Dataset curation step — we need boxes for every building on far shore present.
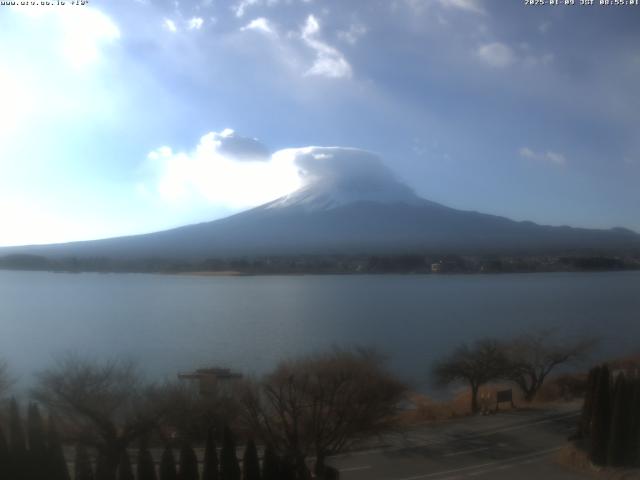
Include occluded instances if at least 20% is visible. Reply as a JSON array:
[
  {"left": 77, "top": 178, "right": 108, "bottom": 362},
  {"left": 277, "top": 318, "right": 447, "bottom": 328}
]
[{"left": 431, "top": 258, "right": 466, "bottom": 273}]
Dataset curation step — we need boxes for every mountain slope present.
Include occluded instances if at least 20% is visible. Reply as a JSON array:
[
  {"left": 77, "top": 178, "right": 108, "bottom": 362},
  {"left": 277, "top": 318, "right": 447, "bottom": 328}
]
[{"left": 3, "top": 178, "right": 639, "bottom": 260}]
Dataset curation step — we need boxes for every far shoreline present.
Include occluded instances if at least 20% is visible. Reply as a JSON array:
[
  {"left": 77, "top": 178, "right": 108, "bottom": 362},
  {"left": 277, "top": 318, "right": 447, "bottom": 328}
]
[
  {"left": 172, "top": 270, "right": 249, "bottom": 277},
  {"left": 2, "top": 251, "right": 639, "bottom": 277},
  {"left": 2, "top": 266, "right": 640, "bottom": 277}
]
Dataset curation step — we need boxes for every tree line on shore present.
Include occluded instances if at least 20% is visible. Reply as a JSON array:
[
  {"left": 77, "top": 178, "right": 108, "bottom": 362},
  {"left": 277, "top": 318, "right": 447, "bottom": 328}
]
[
  {"left": 0, "top": 330, "right": 624, "bottom": 479},
  {"left": 0, "top": 348, "right": 405, "bottom": 480},
  {"left": 1, "top": 252, "right": 638, "bottom": 275}
]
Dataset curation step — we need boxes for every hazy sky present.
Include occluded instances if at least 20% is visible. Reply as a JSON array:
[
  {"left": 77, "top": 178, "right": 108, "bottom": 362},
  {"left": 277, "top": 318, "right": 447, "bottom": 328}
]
[{"left": 1, "top": 0, "right": 639, "bottom": 246}]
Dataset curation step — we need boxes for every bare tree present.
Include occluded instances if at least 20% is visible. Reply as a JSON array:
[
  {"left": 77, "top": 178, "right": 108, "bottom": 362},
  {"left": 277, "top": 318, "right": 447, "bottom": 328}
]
[
  {"left": 149, "top": 379, "right": 243, "bottom": 443},
  {"left": 432, "top": 339, "right": 509, "bottom": 414},
  {"left": 0, "top": 360, "right": 11, "bottom": 398},
  {"left": 242, "top": 348, "right": 407, "bottom": 479},
  {"left": 503, "top": 330, "right": 595, "bottom": 401},
  {"left": 32, "top": 355, "right": 164, "bottom": 480}
]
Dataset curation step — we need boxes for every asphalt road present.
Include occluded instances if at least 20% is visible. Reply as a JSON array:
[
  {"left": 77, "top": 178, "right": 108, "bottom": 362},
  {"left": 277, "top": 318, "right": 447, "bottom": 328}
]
[{"left": 328, "top": 405, "right": 588, "bottom": 480}]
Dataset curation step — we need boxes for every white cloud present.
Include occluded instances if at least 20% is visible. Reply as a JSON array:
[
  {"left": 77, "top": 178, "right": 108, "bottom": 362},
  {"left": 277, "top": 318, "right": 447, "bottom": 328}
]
[
  {"left": 519, "top": 147, "right": 535, "bottom": 158},
  {"left": 241, "top": 17, "right": 276, "bottom": 35},
  {"left": 61, "top": 9, "right": 120, "bottom": 68},
  {"left": 0, "top": 197, "right": 108, "bottom": 247},
  {"left": 523, "top": 52, "right": 554, "bottom": 69},
  {"left": 0, "top": 6, "right": 120, "bottom": 140},
  {"left": 233, "top": 0, "right": 260, "bottom": 18},
  {"left": 438, "top": 0, "right": 485, "bottom": 14},
  {"left": 141, "top": 132, "right": 413, "bottom": 210},
  {"left": 286, "top": 147, "right": 399, "bottom": 187},
  {"left": 164, "top": 18, "right": 178, "bottom": 32},
  {"left": 477, "top": 42, "right": 553, "bottom": 70},
  {"left": 142, "top": 130, "right": 301, "bottom": 208},
  {"left": 215, "top": 128, "right": 271, "bottom": 161},
  {"left": 301, "top": 15, "right": 352, "bottom": 79},
  {"left": 232, "top": 0, "right": 281, "bottom": 17},
  {"left": 0, "top": 69, "right": 36, "bottom": 135},
  {"left": 337, "top": 23, "right": 367, "bottom": 45},
  {"left": 477, "top": 42, "right": 514, "bottom": 68},
  {"left": 404, "top": 0, "right": 485, "bottom": 15},
  {"left": 188, "top": 17, "right": 204, "bottom": 30},
  {"left": 12, "top": 6, "right": 120, "bottom": 68},
  {"left": 519, "top": 147, "right": 567, "bottom": 166},
  {"left": 539, "top": 21, "right": 551, "bottom": 33}
]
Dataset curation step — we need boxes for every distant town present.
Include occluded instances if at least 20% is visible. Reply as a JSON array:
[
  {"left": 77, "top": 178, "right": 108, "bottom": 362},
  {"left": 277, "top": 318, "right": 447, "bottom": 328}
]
[{"left": 1, "top": 252, "right": 639, "bottom": 275}]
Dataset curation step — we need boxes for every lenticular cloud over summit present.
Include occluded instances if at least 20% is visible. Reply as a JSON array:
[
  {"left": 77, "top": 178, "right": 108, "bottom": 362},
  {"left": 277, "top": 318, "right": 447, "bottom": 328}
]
[
  {"left": 143, "top": 130, "right": 414, "bottom": 211},
  {"left": 285, "top": 147, "right": 397, "bottom": 186},
  {"left": 271, "top": 147, "right": 421, "bottom": 210}
]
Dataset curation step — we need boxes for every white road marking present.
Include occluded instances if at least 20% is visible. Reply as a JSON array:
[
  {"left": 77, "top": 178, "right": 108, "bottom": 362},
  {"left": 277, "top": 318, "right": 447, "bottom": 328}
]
[
  {"left": 392, "top": 446, "right": 563, "bottom": 480},
  {"left": 333, "top": 411, "right": 579, "bottom": 459},
  {"left": 336, "top": 447, "right": 387, "bottom": 458},
  {"left": 468, "top": 470, "right": 492, "bottom": 476},
  {"left": 395, "top": 461, "right": 499, "bottom": 480},
  {"left": 466, "top": 463, "right": 514, "bottom": 477},
  {"left": 339, "top": 465, "right": 372, "bottom": 472},
  {"left": 456, "top": 412, "right": 579, "bottom": 440},
  {"left": 443, "top": 446, "right": 490, "bottom": 457}
]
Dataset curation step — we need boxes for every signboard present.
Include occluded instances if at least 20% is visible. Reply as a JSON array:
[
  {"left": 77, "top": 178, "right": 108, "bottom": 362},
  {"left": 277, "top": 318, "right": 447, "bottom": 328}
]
[
  {"left": 495, "top": 388, "right": 516, "bottom": 410},
  {"left": 496, "top": 389, "right": 512, "bottom": 403}
]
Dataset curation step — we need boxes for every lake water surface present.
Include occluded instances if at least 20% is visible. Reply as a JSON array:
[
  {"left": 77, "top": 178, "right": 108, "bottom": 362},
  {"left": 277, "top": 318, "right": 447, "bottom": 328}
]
[{"left": 1, "top": 270, "right": 639, "bottom": 389}]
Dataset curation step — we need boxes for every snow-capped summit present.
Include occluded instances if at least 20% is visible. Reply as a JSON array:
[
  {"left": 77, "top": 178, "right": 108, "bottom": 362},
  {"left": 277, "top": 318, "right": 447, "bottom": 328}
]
[
  {"left": 264, "top": 175, "right": 428, "bottom": 211},
  {"left": 263, "top": 146, "right": 438, "bottom": 211}
]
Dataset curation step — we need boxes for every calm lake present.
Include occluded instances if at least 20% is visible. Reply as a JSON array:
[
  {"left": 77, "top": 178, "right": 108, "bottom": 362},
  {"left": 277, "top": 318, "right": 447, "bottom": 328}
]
[{"left": 1, "top": 270, "right": 639, "bottom": 390}]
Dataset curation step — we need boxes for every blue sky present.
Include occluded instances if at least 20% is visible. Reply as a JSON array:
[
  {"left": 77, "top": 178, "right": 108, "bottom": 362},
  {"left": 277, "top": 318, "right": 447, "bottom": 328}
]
[{"left": 0, "top": 0, "right": 638, "bottom": 246}]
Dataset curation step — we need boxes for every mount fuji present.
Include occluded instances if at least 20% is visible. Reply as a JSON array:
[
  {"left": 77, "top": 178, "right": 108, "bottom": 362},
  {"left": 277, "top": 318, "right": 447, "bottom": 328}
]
[{"left": 2, "top": 162, "right": 639, "bottom": 261}]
